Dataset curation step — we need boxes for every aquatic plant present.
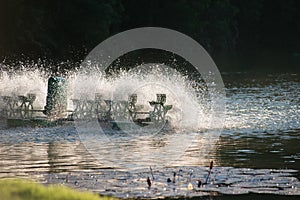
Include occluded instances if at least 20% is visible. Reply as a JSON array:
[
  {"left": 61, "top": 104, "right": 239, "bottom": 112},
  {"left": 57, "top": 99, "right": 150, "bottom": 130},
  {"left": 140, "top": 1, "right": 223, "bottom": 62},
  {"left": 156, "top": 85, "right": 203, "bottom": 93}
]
[
  {"left": 205, "top": 160, "right": 214, "bottom": 184},
  {"left": 147, "top": 177, "right": 151, "bottom": 188}
]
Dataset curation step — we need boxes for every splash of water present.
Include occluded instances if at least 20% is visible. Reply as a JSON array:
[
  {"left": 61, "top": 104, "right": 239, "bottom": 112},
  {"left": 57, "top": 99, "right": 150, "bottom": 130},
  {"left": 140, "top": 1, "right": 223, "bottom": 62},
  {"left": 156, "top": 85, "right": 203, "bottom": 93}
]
[
  {"left": 0, "top": 66, "right": 48, "bottom": 109},
  {"left": 72, "top": 63, "right": 216, "bottom": 131},
  {"left": 0, "top": 62, "right": 219, "bottom": 132}
]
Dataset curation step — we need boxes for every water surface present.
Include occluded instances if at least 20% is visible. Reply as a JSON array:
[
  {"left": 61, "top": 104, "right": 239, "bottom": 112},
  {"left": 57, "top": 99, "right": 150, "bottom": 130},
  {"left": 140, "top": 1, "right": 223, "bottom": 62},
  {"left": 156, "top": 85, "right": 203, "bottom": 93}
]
[{"left": 0, "top": 73, "right": 299, "bottom": 198}]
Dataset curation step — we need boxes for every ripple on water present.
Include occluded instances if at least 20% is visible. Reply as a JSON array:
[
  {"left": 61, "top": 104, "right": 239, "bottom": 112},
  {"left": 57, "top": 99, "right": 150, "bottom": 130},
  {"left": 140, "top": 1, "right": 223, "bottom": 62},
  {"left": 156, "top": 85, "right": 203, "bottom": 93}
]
[{"left": 1, "top": 74, "right": 300, "bottom": 198}]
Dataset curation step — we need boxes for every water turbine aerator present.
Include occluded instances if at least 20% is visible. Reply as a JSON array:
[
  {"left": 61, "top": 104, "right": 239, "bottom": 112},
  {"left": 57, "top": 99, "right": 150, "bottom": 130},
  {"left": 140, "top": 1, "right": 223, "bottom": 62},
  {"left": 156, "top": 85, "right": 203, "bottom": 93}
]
[{"left": 1, "top": 76, "right": 173, "bottom": 129}]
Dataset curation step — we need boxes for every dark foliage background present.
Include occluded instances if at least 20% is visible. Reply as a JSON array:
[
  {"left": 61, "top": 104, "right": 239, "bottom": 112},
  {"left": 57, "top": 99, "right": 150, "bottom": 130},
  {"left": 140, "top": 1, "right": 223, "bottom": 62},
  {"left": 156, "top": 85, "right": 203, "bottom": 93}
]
[{"left": 0, "top": 0, "right": 299, "bottom": 72}]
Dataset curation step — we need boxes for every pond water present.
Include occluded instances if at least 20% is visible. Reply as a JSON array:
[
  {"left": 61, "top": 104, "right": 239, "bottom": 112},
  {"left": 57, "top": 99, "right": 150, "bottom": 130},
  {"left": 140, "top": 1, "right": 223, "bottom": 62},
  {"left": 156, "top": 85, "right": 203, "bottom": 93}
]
[{"left": 0, "top": 73, "right": 299, "bottom": 199}]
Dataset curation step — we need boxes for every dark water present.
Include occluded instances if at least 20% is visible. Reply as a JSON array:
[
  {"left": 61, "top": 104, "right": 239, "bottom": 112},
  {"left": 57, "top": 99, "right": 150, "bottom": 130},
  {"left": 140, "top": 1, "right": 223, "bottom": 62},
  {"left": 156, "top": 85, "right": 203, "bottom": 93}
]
[{"left": 0, "top": 73, "right": 299, "bottom": 198}]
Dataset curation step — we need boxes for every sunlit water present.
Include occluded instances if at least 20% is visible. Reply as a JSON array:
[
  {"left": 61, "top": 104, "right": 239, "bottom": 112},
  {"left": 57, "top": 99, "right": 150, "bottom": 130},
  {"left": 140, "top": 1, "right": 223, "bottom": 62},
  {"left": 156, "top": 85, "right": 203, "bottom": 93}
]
[{"left": 0, "top": 70, "right": 299, "bottom": 198}]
